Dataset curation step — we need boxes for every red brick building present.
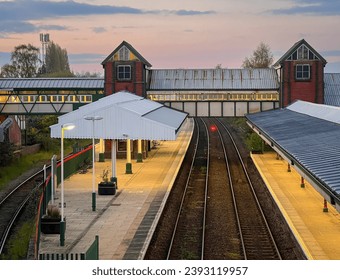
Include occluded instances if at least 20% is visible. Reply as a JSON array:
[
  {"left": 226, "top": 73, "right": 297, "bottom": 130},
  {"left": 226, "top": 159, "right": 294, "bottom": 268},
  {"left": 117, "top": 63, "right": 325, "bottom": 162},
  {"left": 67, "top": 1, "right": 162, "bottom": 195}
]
[
  {"left": 101, "top": 41, "right": 152, "bottom": 97},
  {"left": 274, "top": 39, "right": 327, "bottom": 108}
]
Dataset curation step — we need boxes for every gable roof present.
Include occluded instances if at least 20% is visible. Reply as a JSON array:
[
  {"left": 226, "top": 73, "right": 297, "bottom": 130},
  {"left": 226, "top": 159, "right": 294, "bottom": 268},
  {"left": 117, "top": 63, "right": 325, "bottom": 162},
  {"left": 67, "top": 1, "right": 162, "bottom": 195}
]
[
  {"left": 50, "top": 91, "right": 187, "bottom": 140},
  {"left": 101, "top": 41, "right": 152, "bottom": 67},
  {"left": 324, "top": 73, "right": 340, "bottom": 107},
  {"left": 149, "top": 68, "right": 279, "bottom": 90},
  {"left": 274, "top": 39, "right": 327, "bottom": 67},
  {"left": 246, "top": 100, "right": 340, "bottom": 204},
  {"left": 0, "top": 77, "right": 104, "bottom": 90}
]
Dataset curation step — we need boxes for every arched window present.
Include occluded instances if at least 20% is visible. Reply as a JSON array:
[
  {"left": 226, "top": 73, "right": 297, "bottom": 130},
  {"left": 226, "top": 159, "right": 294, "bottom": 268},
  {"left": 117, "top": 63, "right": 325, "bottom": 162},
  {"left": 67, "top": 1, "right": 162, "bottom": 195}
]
[{"left": 119, "top": 46, "right": 130, "bottom": 61}]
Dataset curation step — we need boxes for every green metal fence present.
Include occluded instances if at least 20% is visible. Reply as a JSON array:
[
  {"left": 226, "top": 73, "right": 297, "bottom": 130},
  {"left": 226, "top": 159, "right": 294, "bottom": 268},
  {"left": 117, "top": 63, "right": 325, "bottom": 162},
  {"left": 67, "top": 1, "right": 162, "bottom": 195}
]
[
  {"left": 35, "top": 145, "right": 93, "bottom": 259},
  {"left": 39, "top": 235, "right": 99, "bottom": 260}
]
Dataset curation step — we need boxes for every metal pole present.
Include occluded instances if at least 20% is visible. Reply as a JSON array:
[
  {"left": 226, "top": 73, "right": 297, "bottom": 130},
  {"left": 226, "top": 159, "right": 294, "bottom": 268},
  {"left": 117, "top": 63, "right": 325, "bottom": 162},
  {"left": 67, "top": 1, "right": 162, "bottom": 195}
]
[
  {"left": 59, "top": 123, "right": 74, "bottom": 247},
  {"left": 43, "top": 164, "right": 46, "bottom": 182},
  {"left": 126, "top": 138, "right": 132, "bottom": 174},
  {"left": 60, "top": 127, "right": 65, "bottom": 246},
  {"left": 137, "top": 139, "right": 143, "bottom": 162},
  {"left": 84, "top": 116, "right": 102, "bottom": 211},
  {"left": 111, "top": 139, "right": 117, "bottom": 186},
  {"left": 92, "top": 119, "right": 96, "bottom": 211},
  {"left": 51, "top": 157, "right": 54, "bottom": 204}
]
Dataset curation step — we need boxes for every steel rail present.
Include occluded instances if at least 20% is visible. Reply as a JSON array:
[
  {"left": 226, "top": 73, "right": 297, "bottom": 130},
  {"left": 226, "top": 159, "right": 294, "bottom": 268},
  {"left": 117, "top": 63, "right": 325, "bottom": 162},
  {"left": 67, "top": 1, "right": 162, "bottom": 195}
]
[
  {"left": 216, "top": 118, "right": 282, "bottom": 260},
  {"left": 0, "top": 168, "right": 47, "bottom": 255},
  {"left": 211, "top": 118, "right": 247, "bottom": 259},
  {"left": 200, "top": 117, "right": 210, "bottom": 260},
  {"left": 166, "top": 118, "right": 200, "bottom": 259}
]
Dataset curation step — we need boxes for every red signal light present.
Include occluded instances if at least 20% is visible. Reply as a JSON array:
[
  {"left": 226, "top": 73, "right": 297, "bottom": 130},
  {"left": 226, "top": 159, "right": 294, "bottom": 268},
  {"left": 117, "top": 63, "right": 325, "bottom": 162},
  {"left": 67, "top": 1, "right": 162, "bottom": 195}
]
[{"left": 210, "top": 124, "right": 217, "bottom": 132}]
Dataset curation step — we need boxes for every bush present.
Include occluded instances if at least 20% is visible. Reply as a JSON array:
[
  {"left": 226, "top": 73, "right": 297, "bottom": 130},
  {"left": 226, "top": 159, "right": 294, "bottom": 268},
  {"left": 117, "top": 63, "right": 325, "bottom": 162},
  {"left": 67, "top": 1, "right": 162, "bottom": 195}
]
[
  {"left": 245, "top": 132, "right": 263, "bottom": 152},
  {"left": 0, "top": 141, "right": 14, "bottom": 167}
]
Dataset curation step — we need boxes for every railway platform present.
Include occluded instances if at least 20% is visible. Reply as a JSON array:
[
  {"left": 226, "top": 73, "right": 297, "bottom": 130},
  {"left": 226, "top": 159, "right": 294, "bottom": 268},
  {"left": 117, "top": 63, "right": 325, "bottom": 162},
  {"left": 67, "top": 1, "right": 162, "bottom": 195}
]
[
  {"left": 38, "top": 117, "right": 194, "bottom": 260},
  {"left": 37, "top": 118, "right": 340, "bottom": 260},
  {"left": 251, "top": 152, "right": 340, "bottom": 260}
]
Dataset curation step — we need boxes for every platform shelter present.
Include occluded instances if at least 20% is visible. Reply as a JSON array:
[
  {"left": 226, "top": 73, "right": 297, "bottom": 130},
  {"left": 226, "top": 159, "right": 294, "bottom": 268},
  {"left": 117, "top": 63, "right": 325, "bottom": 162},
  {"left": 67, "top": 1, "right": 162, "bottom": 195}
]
[{"left": 50, "top": 91, "right": 188, "bottom": 183}]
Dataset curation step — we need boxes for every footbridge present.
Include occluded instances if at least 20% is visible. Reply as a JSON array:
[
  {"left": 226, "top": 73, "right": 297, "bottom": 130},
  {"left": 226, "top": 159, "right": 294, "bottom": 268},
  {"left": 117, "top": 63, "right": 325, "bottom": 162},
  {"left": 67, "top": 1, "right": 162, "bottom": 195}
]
[{"left": 0, "top": 77, "right": 104, "bottom": 115}]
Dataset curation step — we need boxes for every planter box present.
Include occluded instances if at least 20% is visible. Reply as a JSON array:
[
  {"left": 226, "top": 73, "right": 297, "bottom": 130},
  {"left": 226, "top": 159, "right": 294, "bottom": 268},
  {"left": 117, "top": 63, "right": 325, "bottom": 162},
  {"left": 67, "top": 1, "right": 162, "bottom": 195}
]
[
  {"left": 98, "top": 182, "right": 116, "bottom": 195},
  {"left": 41, "top": 216, "right": 61, "bottom": 234}
]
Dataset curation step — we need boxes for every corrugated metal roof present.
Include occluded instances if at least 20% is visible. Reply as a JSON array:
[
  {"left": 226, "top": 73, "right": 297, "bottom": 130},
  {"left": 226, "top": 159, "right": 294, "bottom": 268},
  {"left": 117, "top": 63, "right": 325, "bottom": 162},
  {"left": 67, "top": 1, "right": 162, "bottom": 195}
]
[
  {"left": 149, "top": 68, "right": 279, "bottom": 90},
  {"left": 0, "top": 78, "right": 104, "bottom": 90},
  {"left": 50, "top": 91, "right": 187, "bottom": 140},
  {"left": 288, "top": 99, "right": 340, "bottom": 123},
  {"left": 324, "top": 73, "right": 340, "bottom": 107},
  {"left": 144, "top": 106, "right": 187, "bottom": 133},
  {"left": 246, "top": 100, "right": 340, "bottom": 200},
  {"left": 119, "top": 98, "right": 162, "bottom": 116}
]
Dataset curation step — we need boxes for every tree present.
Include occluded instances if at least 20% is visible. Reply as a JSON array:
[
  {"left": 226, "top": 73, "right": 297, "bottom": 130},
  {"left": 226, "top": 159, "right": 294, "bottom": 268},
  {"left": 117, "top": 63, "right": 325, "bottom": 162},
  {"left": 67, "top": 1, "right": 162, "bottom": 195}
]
[
  {"left": 44, "top": 41, "right": 72, "bottom": 76},
  {"left": 1, "top": 44, "right": 40, "bottom": 77},
  {"left": 242, "top": 42, "right": 274, "bottom": 68},
  {"left": 0, "top": 127, "right": 13, "bottom": 166},
  {"left": 0, "top": 64, "right": 17, "bottom": 78},
  {"left": 26, "top": 115, "right": 59, "bottom": 150},
  {"left": 75, "top": 71, "right": 102, "bottom": 77}
]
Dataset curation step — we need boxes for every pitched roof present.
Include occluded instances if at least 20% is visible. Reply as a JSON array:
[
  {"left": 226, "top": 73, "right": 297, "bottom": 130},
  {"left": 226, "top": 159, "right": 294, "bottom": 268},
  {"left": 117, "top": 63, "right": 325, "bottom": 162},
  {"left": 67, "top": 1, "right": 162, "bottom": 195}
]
[
  {"left": 274, "top": 39, "right": 327, "bottom": 67},
  {"left": 0, "top": 77, "right": 104, "bottom": 90},
  {"left": 101, "top": 41, "right": 152, "bottom": 67},
  {"left": 246, "top": 100, "right": 340, "bottom": 204},
  {"left": 324, "top": 73, "right": 340, "bottom": 107},
  {"left": 149, "top": 68, "right": 279, "bottom": 90},
  {"left": 50, "top": 91, "right": 187, "bottom": 140}
]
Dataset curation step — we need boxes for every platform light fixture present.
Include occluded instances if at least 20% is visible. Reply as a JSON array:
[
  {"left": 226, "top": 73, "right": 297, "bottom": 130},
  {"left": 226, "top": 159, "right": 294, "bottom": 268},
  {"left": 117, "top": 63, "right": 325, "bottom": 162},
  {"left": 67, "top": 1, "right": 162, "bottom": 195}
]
[
  {"left": 84, "top": 116, "right": 103, "bottom": 211},
  {"left": 60, "top": 123, "right": 75, "bottom": 246}
]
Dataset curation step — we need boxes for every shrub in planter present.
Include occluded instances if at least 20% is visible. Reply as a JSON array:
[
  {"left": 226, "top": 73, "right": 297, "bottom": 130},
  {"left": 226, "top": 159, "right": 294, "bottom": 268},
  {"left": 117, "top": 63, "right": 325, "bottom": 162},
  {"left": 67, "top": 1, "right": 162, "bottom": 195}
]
[
  {"left": 98, "top": 169, "right": 116, "bottom": 195},
  {"left": 41, "top": 204, "right": 62, "bottom": 234}
]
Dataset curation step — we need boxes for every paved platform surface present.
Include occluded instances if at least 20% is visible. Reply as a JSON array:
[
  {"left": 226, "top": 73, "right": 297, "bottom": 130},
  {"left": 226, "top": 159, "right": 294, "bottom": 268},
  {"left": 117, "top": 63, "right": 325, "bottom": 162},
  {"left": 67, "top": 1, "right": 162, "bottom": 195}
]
[
  {"left": 39, "top": 119, "right": 340, "bottom": 260},
  {"left": 39, "top": 118, "right": 193, "bottom": 260},
  {"left": 252, "top": 152, "right": 340, "bottom": 260}
]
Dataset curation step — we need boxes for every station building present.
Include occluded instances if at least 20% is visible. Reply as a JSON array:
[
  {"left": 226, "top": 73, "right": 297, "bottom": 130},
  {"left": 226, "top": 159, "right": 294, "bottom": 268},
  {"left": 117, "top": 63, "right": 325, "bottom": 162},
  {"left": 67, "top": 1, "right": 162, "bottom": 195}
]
[
  {"left": 1, "top": 39, "right": 339, "bottom": 119},
  {"left": 1, "top": 38, "right": 340, "bottom": 160}
]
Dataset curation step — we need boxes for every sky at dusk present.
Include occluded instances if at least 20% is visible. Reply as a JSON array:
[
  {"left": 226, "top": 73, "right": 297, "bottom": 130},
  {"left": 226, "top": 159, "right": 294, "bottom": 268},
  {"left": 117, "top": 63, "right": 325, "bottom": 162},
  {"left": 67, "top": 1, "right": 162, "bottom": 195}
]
[{"left": 0, "top": 0, "right": 340, "bottom": 75}]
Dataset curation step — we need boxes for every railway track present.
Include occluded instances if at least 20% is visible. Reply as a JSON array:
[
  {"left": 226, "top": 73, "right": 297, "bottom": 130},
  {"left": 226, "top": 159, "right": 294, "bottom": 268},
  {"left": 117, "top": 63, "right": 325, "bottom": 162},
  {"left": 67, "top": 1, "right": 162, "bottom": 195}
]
[
  {"left": 145, "top": 117, "right": 281, "bottom": 260},
  {"left": 167, "top": 118, "right": 209, "bottom": 260},
  {"left": 214, "top": 118, "right": 281, "bottom": 260},
  {"left": 0, "top": 167, "right": 48, "bottom": 255}
]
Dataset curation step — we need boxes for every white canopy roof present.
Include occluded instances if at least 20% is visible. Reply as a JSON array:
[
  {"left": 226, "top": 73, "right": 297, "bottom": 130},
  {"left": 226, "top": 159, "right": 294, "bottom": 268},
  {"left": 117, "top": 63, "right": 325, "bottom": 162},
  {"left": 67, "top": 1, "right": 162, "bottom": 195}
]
[{"left": 50, "top": 91, "right": 188, "bottom": 140}]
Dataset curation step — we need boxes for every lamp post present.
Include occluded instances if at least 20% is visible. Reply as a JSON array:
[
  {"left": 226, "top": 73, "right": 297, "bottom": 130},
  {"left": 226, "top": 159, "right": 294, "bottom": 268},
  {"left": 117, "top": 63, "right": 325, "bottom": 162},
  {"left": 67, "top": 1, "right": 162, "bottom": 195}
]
[
  {"left": 84, "top": 116, "right": 103, "bottom": 211},
  {"left": 60, "top": 123, "right": 75, "bottom": 246}
]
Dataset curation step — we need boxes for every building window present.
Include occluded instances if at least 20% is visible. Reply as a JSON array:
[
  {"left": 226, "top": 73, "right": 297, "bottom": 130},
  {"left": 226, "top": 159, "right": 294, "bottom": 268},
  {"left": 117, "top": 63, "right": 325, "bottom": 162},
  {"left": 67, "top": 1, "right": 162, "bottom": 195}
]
[
  {"left": 287, "top": 44, "right": 319, "bottom": 61},
  {"left": 119, "top": 46, "right": 130, "bottom": 61},
  {"left": 296, "top": 64, "right": 310, "bottom": 80},
  {"left": 117, "top": 65, "right": 131, "bottom": 80}
]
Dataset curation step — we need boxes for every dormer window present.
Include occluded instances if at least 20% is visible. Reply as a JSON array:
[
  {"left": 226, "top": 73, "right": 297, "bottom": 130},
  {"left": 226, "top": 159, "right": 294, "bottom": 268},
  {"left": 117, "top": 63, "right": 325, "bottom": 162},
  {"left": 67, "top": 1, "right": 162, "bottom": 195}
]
[
  {"left": 296, "top": 64, "right": 310, "bottom": 80},
  {"left": 117, "top": 65, "right": 131, "bottom": 80}
]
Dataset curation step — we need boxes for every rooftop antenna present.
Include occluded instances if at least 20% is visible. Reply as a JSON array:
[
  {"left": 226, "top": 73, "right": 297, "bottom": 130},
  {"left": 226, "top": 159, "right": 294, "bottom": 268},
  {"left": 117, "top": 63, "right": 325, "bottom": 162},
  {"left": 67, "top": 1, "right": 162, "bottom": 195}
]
[{"left": 40, "top": 33, "right": 50, "bottom": 71}]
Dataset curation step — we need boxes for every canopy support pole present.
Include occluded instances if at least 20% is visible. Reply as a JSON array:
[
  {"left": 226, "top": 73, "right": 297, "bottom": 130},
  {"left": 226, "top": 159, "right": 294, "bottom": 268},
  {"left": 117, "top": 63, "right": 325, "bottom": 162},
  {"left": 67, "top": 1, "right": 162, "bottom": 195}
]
[
  {"left": 111, "top": 140, "right": 117, "bottom": 187},
  {"left": 137, "top": 139, "right": 143, "bottom": 163},
  {"left": 126, "top": 138, "right": 132, "bottom": 174}
]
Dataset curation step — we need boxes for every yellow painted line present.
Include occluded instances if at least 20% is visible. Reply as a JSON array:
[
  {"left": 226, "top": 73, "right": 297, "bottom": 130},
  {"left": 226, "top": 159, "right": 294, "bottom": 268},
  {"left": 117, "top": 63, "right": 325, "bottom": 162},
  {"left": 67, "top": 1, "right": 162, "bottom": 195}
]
[{"left": 251, "top": 153, "right": 314, "bottom": 260}]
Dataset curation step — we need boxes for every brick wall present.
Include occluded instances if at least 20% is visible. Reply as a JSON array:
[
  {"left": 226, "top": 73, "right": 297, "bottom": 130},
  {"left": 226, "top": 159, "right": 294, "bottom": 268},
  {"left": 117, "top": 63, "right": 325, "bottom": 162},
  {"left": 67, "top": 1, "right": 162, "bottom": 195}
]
[
  {"left": 103, "top": 61, "right": 146, "bottom": 96},
  {"left": 282, "top": 60, "right": 324, "bottom": 107}
]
